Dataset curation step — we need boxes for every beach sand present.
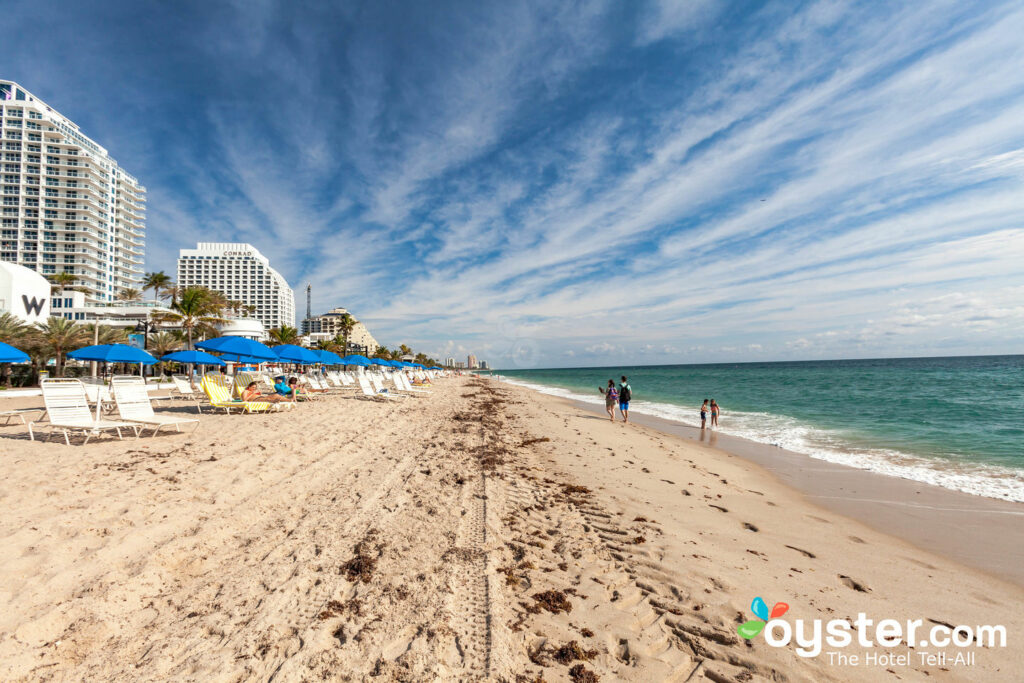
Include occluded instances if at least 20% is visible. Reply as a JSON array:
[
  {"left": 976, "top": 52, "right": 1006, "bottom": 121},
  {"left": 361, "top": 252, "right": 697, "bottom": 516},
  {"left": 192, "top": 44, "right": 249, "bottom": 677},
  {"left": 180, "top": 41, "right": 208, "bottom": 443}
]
[{"left": 0, "top": 377, "right": 1021, "bottom": 681}]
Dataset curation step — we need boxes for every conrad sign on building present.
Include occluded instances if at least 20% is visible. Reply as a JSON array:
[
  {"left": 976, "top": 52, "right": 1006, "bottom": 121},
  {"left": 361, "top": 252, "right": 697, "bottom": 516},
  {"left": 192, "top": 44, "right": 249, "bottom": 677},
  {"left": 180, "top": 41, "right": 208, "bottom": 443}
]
[{"left": 177, "top": 242, "right": 295, "bottom": 332}]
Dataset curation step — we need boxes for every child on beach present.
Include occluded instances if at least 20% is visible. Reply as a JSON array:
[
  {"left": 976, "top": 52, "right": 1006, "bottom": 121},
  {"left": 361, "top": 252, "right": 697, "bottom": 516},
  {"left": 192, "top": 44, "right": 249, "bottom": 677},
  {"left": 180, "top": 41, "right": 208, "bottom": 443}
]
[
  {"left": 710, "top": 399, "right": 720, "bottom": 427},
  {"left": 619, "top": 376, "right": 632, "bottom": 424},
  {"left": 598, "top": 379, "right": 618, "bottom": 421},
  {"left": 700, "top": 399, "right": 709, "bottom": 429}
]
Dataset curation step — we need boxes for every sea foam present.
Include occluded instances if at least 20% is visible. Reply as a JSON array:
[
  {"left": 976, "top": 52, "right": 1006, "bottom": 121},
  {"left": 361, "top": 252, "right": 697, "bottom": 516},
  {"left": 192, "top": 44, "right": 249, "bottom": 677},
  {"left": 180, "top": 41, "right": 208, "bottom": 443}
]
[{"left": 500, "top": 377, "right": 1024, "bottom": 503}]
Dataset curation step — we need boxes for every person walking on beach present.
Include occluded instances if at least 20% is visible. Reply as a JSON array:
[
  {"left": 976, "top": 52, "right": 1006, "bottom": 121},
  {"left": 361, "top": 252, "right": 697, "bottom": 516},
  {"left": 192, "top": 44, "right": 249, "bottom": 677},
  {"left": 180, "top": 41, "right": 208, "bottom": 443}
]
[
  {"left": 710, "top": 399, "right": 720, "bottom": 428},
  {"left": 700, "top": 399, "right": 709, "bottom": 429},
  {"left": 619, "top": 376, "right": 632, "bottom": 424},
  {"left": 599, "top": 379, "right": 618, "bottom": 422}
]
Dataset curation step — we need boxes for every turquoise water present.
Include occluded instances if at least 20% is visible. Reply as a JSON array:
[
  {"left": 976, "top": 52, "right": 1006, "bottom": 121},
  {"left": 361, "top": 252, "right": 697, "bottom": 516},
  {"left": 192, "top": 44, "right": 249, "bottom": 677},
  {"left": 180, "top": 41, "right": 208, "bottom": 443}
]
[{"left": 499, "top": 356, "right": 1024, "bottom": 502}]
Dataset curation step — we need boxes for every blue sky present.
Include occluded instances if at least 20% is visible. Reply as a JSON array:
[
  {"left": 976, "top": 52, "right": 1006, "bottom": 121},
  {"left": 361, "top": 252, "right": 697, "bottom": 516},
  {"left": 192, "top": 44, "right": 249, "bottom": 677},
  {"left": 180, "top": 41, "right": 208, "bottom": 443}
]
[{"left": 5, "top": 0, "right": 1024, "bottom": 368}]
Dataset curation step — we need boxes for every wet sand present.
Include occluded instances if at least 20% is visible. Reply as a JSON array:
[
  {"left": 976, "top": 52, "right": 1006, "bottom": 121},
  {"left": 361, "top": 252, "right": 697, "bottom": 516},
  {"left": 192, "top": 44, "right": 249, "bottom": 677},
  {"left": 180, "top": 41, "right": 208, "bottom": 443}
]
[{"left": 556, "top": 397, "right": 1024, "bottom": 587}]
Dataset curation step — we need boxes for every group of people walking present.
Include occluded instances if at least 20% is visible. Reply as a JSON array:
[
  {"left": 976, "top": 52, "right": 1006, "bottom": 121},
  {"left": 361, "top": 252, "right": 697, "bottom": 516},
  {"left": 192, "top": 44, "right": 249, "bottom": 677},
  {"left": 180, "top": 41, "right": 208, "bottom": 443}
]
[
  {"left": 598, "top": 376, "right": 632, "bottom": 423},
  {"left": 597, "top": 377, "right": 722, "bottom": 430}
]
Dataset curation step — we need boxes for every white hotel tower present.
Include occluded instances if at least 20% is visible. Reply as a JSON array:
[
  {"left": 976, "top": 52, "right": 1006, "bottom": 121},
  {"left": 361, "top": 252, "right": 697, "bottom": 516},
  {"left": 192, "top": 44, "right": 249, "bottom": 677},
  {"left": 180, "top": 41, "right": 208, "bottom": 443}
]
[
  {"left": 177, "top": 242, "right": 296, "bottom": 332},
  {"left": 0, "top": 80, "right": 146, "bottom": 302}
]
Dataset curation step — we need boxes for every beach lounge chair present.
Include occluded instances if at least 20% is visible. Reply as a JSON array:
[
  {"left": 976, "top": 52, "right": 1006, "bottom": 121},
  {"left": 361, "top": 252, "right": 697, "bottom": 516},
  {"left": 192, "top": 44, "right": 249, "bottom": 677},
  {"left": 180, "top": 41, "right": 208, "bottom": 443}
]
[
  {"left": 111, "top": 376, "right": 200, "bottom": 435},
  {"left": 29, "top": 379, "right": 140, "bottom": 445},
  {"left": 169, "top": 375, "right": 204, "bottom": 412},
  {"left": 0, "top": 408, "right": 46, "bottom": 426},
  {"left": 395, "top": 373, "right": 430, "bottom": 394},
  {"left": 233, "top": 373, "right": 294, "bottom": 410},
  {"left": 200, "top": 375, "right": 272, "bottom": 414},
  {"left": 358, "top": 376, "right": 400, "bottom": 401},
  {"left": 370, "top": 376, "right": 407, "bottom": 399},
  {"left": 82, "top": 381, "right": 116, "bottom": 414}
]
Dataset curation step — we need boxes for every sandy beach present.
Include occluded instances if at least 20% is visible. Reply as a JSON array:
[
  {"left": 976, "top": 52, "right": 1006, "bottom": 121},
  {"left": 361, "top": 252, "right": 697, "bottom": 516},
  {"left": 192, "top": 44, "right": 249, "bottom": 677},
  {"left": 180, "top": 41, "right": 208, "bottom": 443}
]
[{"left": 1, "top": 376, "right": 1021, "bottom": 681}]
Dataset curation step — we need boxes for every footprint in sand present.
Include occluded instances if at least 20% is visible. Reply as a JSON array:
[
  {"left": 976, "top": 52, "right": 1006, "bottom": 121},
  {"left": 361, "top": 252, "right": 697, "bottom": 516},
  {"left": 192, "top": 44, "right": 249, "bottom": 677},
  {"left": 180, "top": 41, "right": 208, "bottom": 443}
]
[
  {"left": 848, "top": 535, "right": 866, "bottom": 544},
  {"left": 785, "top": 544, "right": 816, "bottom": 559},
  {"left": 742, "top": 522, "right": 758, "bottom": 532},
  {"left": 708, "top": 504, "right": 728, "bottom": 513}
]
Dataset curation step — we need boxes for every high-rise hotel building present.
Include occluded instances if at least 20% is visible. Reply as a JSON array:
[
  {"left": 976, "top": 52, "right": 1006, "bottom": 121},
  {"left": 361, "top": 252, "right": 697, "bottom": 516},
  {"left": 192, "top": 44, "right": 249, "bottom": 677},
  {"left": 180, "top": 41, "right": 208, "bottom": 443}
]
[
  {"left": 177, "top": 242, "right": 295, "bottom": 332},
  {"left": 1, "top": 80, "right": 146, "bottom": 302}
]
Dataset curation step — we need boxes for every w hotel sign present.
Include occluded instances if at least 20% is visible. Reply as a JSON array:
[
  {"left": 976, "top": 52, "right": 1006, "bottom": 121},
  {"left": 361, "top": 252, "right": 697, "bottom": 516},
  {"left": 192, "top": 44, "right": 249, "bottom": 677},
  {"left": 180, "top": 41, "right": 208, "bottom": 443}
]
[{"left": 0, "top": 261, "right": 51, "bottom": 324}]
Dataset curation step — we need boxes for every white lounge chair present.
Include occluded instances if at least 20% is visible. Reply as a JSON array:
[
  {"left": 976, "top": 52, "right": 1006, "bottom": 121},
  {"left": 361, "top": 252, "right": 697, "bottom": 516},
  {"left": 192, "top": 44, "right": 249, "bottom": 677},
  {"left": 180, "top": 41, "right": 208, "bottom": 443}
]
[
  {"left": 397, "top": 373, "right": 430, "bottom": 393},
  {"left": 29, "top": 379, "right": 140, "bottom": 445},
  {"left": 111, "top": 376, "right": 200, "bottom": 435},
  {"left": 82, "top": 381, "right": 115, "bottom": 414},
  {"left": 168, "top": 375, "right": 204, "bottom": 412},
  {"left": 0, "top": 408, "right": 45, "bottom": 426},
  {"left": 358, "top": 376, "right": 400, "bottom": 401}
]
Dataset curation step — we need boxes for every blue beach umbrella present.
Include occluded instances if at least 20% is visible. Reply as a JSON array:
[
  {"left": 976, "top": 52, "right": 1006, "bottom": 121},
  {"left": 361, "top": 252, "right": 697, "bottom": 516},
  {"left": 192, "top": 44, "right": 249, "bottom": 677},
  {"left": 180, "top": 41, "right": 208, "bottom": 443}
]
[
  {"left": 340, "top": 354, "right": 371, "bottom": 366},
  {"left": 161, "top": 350, "right": 225, "bottom": 366},
  {"left": 369, "top": 358, "right": 391, "bottom": 367},
  {"left": 313, "top": 349, "right": 343, "bottom": 365},
  {"left": 273, "top": 344, "right": 321, "bottom": 364},
  {"left": 195, "top": 336, "right": 277, "bottom": 362},
  {"left": 0, "top": 341, "right": 30, "bottom": 363},
  {"left": 68, "top": 344, "right": 158, "bottom": 364}
]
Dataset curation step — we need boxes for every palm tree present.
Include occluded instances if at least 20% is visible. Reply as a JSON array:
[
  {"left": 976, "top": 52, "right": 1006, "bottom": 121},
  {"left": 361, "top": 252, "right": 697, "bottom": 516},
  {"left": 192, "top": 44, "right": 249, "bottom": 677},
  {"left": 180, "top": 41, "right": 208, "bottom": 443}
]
[
  {"left": 398, "top": 344, "right": 413, "bottom": 359},
  {"left": 373, "top": 346, "right": 393, "bottom": 360},
  {"left": 0, "top": 311, "right": 27, "bottom": 345},
  {"left": 143, "top": 271, "right": 174, "bottom": 302},
  {"left": 19, "top": 334, "right": 51, "bottom": 387},
  {"left": 34, "top": 316, "right": 86, "bottom": 378},
  {"left": 154, "top": 286, "right": 227, "bottom": 349},
  {"left": 317, "top": 338, "right": 342, "bottom": 353},
  {"left": 0, "top": 312, "right": 29, "bottom": 387},
  {"left": 116, "top": 288, "right": 143, "bottom": 303},
  {"left": 148, "top": 331, "right": 181, "bottom": 358},
  {"left": 82, "top": 323, "right": 129, "bottom": 345},
  {"left": 267, "top": 325, "right": 300, "bottom": 346},
  {"left": 48, "top": 271, "right": 76, "bottom": 300},
  {"left": 334, "top": 313, "right": 356, "bottom": 355},
  {"left": 148, "top": 331, "right": 181, "bottom": 378}
]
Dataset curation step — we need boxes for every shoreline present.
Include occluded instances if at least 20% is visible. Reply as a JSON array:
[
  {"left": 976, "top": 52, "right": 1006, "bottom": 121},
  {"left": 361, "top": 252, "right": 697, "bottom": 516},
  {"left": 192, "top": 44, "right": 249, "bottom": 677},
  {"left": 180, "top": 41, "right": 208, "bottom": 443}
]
[
  {"left": 503, "top": 379, "right": 1024, "bottom": 587},
  {"left": 2, "top": 376, "right": 1022, "bottom": 680}
]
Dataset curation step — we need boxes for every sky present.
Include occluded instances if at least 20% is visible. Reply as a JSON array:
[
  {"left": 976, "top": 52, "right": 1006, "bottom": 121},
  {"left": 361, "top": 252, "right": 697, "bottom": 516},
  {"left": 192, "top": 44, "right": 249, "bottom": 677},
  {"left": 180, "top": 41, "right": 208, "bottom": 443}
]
[{"left": 4, "top": 0, "right": 1024, "bottom": 368}]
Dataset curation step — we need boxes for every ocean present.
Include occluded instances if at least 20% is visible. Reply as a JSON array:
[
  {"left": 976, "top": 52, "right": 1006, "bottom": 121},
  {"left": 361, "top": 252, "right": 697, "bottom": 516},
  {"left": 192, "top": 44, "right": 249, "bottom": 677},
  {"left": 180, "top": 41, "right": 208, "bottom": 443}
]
[{"left": 498, "top": 355, "right": 1024, "bottom": 502}]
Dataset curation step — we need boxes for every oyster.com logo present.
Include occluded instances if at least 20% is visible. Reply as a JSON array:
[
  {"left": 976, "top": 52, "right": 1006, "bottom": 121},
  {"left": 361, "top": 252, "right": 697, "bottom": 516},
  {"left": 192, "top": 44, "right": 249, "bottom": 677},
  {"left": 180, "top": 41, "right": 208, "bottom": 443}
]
[
  {"left": 735, "top": 595, "right": 1005, "bottom": 664},
  {"left": 738, "top": 596, "right": 789, "bottom": 640}
]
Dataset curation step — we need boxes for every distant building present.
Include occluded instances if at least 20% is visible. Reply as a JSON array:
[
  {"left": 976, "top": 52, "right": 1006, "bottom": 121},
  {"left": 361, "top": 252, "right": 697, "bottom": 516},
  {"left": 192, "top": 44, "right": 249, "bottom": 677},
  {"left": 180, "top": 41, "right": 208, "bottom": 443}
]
[
  {"left": 455, "top": 361, "right": 466, "bottom": 369},
  {"left": 177, "top": 242, "right": 295, "bottom": 332},
  {"left": 1, "top": 79, "right": 147, "bottom": 303},
  {"left": 445, "top": 357, "right": 455, "bottom": 367},
  {"left": 302, "top": 307, "right": 379, "bottom": 355},
  {"left": 467, "top": 354, "right": 478, "bottom": 369},
  {"left": 217, "top": 317, "right": 265, "bottom": 341},
  {"left": 479, "top": 360, "right": 488, "bottom": 370}
]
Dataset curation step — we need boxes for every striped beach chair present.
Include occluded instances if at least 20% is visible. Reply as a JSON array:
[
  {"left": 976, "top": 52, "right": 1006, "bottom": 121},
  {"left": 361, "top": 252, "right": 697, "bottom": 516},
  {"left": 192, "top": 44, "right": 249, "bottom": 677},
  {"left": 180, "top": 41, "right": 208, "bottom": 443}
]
[{"left": 200, "top": 374, "right": 271, "bottom": 414}]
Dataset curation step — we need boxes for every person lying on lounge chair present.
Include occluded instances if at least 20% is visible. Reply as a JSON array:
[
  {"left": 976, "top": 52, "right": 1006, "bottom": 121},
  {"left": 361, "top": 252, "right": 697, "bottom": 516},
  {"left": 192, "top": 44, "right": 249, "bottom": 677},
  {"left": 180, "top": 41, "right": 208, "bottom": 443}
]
[{"left": 242, "top": 381, "right": 291, "bottom": 403}]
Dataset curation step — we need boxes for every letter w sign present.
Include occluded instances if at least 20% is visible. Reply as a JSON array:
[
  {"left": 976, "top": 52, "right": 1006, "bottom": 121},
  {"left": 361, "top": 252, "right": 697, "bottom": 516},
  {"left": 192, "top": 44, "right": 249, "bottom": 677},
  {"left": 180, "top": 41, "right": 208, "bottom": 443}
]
[{"left": 22, "top": 295, "right": 46, "bottom": 316}]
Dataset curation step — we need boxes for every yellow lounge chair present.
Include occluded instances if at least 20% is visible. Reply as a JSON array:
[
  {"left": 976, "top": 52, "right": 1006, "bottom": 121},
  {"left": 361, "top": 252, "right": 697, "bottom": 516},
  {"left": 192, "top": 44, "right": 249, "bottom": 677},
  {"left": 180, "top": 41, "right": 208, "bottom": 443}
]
[
  {"left": 200, "top": 375, "right": 272, "bottom": 414},
  {"left": 233, "top": 373, "right": 294, "bottom": 410}
]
